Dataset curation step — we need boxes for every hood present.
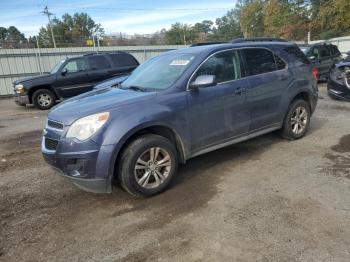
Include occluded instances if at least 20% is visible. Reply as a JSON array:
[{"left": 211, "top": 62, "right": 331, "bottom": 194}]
[
  {"left": 48, "top": 87, "right": 156, "bottom": 125},
  {"left": 14, "top": 73, "right": 51, "bottom": 85}
]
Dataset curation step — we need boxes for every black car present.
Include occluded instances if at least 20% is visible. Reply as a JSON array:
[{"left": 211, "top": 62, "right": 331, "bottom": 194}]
[
  {"left": 13, "top": 52, "right": 139, "bottom": 109},
  {"left": 299, "top": 43, "right": 342, "bottom": 80},
  {"left": 327, "top": 61, "right": 350, "bottom": 101}
]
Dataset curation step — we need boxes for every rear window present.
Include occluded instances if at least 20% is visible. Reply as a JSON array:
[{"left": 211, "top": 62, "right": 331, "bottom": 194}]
[
  {"left": 88, "top": 55, "right": 111, "bottom": 70},
  {"left": 329, "top": 45, "right": 341, "bottom": 56},
  {"left": 319, "top": 46, "right": 331, "bottom": 58},
  {"left": 283, "top": 46, "right": 310, "bottom": 65},
  {"left": 242, "top": 48, "right": 277, "bottom": 76},
  {"left": 110, "top": 54, "right": 138, "bottom": 67}
]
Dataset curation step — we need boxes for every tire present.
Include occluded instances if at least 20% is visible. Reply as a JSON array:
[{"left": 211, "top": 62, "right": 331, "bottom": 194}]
[
  {"left": 280, "top": 99, "right": 311, "bottom": 140},
  {"left": 32, "top": 89, "right": 56, "bottom": 110},
  {"left": 118, "top": 134, "right": 178, "bottom": 197}
]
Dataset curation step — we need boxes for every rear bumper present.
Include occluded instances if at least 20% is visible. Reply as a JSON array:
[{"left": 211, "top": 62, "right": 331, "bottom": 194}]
[{"left": 14, "top": 94, "right": 30, "bottom": 105}]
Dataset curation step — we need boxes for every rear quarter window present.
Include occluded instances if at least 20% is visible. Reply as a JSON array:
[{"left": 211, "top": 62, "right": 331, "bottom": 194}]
[
  {"left": 110, "top": 54, "right": 139, "bottom": 67},
  {"left": 282, "top": 46, "right": 310, "bottom": 65}
]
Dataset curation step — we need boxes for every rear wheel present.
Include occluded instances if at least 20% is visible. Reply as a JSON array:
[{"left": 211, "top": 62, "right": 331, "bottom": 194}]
[
  {"left": 32, "top": 89, "right": 56, "bottom": 110},
  {"left": 118, "top": 134, "right": 178, "bottom": 197},
  {"left": 281, "top": 99, "right": 311, "bottom": 140}
]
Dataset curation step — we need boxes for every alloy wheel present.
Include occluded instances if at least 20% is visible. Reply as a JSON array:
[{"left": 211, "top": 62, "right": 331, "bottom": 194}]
[
  {"left": 37, "top": 94, "right": 52, "bottom": 107},
  {"left": 134, "top": 147, "right": 172, "bottom": 189},
  {"left": 290, "top": 106, "right": 308, "bottom": 135}
]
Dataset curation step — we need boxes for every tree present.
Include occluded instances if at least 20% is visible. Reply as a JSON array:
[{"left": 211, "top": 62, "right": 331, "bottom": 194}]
[
  {"left": 210, "top": 10, "right": 243, "bottom": 41},
  {"left": 0, "top": 27, "right": 7, "bottom": 40},
  {"left": 317, "top": 0, "right": 350, "bottom": 39},
  {"left": 38, "top": 12, "right": 105, "bottom": 47},
  {"left": 165, "top": 23, "right": 196, "bottom": 45},
  {"left": 239, "top": 0, "right": 265, "bottom": 38}
]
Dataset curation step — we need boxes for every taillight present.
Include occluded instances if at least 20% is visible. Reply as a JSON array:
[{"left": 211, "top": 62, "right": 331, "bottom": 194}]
[{"left": 312, "top": 67, "right": 318, "bottom": 80}]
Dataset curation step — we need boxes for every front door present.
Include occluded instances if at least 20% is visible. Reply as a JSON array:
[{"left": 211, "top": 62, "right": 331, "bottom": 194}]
[
  {"left": 187, "top": 50, "right": 250, "bottom": 153},
  {"left": 55, "top": 57, "right": 92, "bottom": 98}
]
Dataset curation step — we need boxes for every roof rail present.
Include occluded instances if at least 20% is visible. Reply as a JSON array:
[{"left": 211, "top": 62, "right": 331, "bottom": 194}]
[
  {"left": 83, "top": 51, "right": 127, "bottom": 56},
  {"left": 231, "top": 37, "right": 288, "bottom": 43},
  {"left": 190, "top": 42, "right": 226, "bottom": 47}
]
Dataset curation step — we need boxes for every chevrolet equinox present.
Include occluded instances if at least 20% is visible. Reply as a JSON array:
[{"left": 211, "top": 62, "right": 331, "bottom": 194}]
[{"left": 42, "top": 40, "right": 318, "bottom": 197}]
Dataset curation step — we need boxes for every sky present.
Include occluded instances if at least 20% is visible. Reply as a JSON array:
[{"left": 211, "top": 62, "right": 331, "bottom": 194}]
[{"left": 0, "top": 0, "right": 236, "bottom": 37}]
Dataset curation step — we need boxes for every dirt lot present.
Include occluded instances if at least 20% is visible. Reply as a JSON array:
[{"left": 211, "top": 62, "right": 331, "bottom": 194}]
[{"left": 0, "top": 84, "right": 349, "bottom": 262}]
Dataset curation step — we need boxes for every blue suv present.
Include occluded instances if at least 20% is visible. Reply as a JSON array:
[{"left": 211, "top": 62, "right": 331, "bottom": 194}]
[{"left": 42, "top": 39, "right": 318, "bottom": 197}]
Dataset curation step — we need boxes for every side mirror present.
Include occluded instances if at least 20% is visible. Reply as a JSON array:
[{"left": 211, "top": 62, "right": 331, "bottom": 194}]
[
  {"left": 61, "top": 68, "right": 68, "bottom": 76},
  {"left": 308, "top": 55, "right": 316, "bottom": 61},
  {"left": 189, "top": 75, "right": 217, "bottom": 89}
]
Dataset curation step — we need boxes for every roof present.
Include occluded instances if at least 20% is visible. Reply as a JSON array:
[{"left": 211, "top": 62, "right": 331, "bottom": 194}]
[{"left": 165, "top": 41, "right": 295, "bottom": 57}]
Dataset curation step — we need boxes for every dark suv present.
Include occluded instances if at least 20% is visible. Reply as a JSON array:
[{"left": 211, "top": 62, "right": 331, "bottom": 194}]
[
  {"left": 299, "top": 43, "right": 342, "bottom": 80},
  {"left": 42, "top": 40, "right": 318, "bottom": 197},
  {"left": 14, "top": 52, "right": 139, "bottom": 109}
]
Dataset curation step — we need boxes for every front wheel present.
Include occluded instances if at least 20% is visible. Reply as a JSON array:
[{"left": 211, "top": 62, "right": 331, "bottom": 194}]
[
  {"left": 281, "top": 99, "right": 311, "bottom": 140},
  {"left": 32, "top": 89, "right": 56, "bottom": 110},
  {"left": 118, "top": 134, "right": 178, "bottom": 197}
]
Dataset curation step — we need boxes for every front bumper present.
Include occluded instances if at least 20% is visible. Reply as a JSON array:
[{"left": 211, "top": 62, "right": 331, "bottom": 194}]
[
  {"left": 14, "top": 94, "right": 30, "bottom": 106},
  {"left": 41, "top": 124, "right": 116, "bottom": 193},
  {"left": 327, "top": 79, "right": 350, "bottom": 101}
]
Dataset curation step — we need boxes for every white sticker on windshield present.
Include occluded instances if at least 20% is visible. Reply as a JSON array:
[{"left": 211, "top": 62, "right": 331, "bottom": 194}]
[{"left": 170, "top": 60, "right": 190, "bottom": 66}]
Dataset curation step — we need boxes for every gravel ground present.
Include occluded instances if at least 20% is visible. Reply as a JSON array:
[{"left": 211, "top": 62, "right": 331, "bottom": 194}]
[{"left": 0, "top": 84, "right": 349, "bottom": 262}]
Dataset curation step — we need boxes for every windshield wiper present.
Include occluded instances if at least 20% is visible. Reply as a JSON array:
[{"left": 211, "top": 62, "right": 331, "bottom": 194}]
[{"left": 123, "top": 85, "right": 147, "bottom": 92}]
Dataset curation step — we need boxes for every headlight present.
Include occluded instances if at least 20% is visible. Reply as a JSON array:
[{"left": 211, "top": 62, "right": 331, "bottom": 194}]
[
  {"left": 66, "top": 112, "right": 109, "bottom": 141},
  {"left": 14, "top": 84, "right": 25, "bottom": 94}
]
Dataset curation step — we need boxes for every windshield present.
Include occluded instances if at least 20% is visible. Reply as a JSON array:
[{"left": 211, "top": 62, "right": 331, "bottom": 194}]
[
  {"left": 50, "top": 60, "right": 65, "bottom": 74},
  {"left": 300, "top": 47, "right": 309, "bottom": 54},
  {"left": 122, "top": 53, "right": 196, "bottom": 90}
]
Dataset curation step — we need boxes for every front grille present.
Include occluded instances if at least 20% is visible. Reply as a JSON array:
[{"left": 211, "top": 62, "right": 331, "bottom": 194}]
[
  {"left": 47, "top": 120, "right": 64, "bottom": 130},
  {"left": 45, "top": 137, "right": 59, "bottom": 151}
]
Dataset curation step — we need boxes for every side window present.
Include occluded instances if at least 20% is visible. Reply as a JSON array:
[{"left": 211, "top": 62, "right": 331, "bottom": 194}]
[
  {"left": 283, "top": 46, "right": 310, "bottom": 65},
  {"left": 330, "top": 45, "right": 341, "bottom": 56},
  {"left": 310, "top": 47, "right": 320, "bottom": 59},
  {"left": 242, "top": 48, "right": 276, "bottom": 76},
  {"left": 319, "top": 46, "right": 331, "bottom": 58},
  {"left": 63, "top": 58, "right": 88, "bottom": 73},
  {"left": 193, "top": 50, "right": 241, "bottom": 84},
  {"left": 111, "top": 54, "right": 138, "bottom": 67},
  {"left": 275, "top": 55, "right": 287, "bottom": 70},
  {"left": 88, "top": 55, "right": 111, "bottom": 70}
]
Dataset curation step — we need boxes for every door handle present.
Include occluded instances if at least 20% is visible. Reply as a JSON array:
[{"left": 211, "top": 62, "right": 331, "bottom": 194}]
[{"left": 234, "top": 87, "right": 246, "bottom": 95}]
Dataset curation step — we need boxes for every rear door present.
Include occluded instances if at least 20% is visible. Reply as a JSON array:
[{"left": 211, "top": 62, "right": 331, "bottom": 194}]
[
  {"left": 109, "top": 53, "right": 139, "bottom": 76},
  {"left": 241, "top": 48, "right": 289, "bottom": 131},
  {"left": 54, "top": 57, "right": 91, "bottom": 98},
  {"left": 318, "top": 45, "right": 334, "bottom": 78},
  {"left": 187, "top": 49, "right": 250, "bottom": 152},
  {"left": 87, "top": 55, "right": 113, "bottom": 85}
]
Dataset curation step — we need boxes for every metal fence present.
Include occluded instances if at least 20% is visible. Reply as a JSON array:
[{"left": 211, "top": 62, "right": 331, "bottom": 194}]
[{"left": 0, "top": 45, "right": 185, "bottom": 96}]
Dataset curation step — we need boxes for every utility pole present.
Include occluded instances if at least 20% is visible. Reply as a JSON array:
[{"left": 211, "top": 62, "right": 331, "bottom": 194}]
[{"left": 41, "top": 5, "right": 56, "bottom": 48}]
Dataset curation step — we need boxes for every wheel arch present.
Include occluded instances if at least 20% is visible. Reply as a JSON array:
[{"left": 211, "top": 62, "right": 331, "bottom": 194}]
[
  {"left": 110, "top": 124, "right": 187, "bottom": 183},
  {"left": 28, "top": 85, "right": 58, "bottom": 103}
]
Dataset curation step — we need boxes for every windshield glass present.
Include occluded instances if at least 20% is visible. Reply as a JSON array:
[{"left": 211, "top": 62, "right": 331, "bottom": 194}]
[
  {"left": 122, "top": 53, "right": 196, "bottom": 90},
  {"left": 50, "top": 60, "right": 65, "bottom": 74},
  {"left": 300, "top": 47, "right": 309, "bottom": 54}
]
